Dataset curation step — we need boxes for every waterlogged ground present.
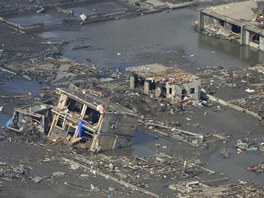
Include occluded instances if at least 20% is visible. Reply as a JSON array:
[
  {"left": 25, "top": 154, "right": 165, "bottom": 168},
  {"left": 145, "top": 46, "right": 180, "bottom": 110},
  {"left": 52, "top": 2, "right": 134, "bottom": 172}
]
[{"left": 0, "top": 2, "right": 264, "bottom": 197}]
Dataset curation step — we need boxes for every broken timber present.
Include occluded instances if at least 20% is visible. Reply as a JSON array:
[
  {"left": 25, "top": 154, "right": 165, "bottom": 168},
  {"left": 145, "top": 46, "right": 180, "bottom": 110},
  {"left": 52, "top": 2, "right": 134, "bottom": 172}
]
[
  {"left": 142, "top": 120, "right": 204, "bottom": 139},
  {"left": 7, "top": 85, "right": 138, "bottom": 152},
  {"left": 61, "top": 156, "right": 159, "bottom": 198},
  {"left": 48, "top": 86, "right": 138, "bottom": 152}
]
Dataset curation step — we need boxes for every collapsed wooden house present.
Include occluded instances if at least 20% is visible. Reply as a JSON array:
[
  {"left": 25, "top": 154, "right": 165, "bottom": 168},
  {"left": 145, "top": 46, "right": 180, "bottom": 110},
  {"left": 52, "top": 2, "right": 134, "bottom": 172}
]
[
  {"left": 127, "top": 64, "right": 201, "bottom": 102},
  {"left": 49, "top": 85, "right": 138, "bottom": 151},
  {"left": 8, "top": 85, "right": 138, "bottom": 152},
  {"left": 8, "top": 103, "right": 53, "bottom": 134}
]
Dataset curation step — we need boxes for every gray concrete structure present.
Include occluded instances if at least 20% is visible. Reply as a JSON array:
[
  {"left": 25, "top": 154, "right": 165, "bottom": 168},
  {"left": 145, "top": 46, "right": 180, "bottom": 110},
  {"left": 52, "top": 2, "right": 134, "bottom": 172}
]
[
  {"left": 127, "top": 64, "right": 201, "bottom": 102},
  {"left": 199, "top": 0, "right": 264, "bottom": 51}
]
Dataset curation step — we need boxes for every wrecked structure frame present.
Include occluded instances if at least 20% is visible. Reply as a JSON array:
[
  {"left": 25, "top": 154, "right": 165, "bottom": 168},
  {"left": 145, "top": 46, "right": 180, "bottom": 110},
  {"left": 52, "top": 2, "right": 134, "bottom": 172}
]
[
  {"left": 128, "top": 64, "right": 201, "bottom": 102},
  {"left": 8, "top": 85, "right": 138, "bottom": 152},
  {"left": 198, "top": 0, "right": 264, "bottom": 51},
  {"left": 48, "top": 86, "right": 138, "bottom": 152}
]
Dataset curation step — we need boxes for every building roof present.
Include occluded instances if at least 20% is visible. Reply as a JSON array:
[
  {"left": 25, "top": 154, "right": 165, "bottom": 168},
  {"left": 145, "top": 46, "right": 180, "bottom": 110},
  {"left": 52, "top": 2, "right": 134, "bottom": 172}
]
[
  {"left": 57, "top": 87, "right": 137, "bottom": 115},
  {"left": 202, "top": 0, "right": 264, "bottom": 33},
  {"left": 127, "top": 64, "right": 199, "bottom": 84}
]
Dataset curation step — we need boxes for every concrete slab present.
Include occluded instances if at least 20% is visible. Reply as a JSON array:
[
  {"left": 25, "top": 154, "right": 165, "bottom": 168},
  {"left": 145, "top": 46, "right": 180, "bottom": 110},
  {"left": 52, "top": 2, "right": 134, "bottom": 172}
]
[{"left": 204, "top": 0, "right": 263, "bottom": 22}]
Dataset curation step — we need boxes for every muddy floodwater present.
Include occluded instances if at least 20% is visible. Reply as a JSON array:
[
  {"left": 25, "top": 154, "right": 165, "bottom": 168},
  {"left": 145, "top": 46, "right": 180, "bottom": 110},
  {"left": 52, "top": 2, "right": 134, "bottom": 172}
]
[
  {"left": 0, "top": 3, "right": 264, "bottom": 197},
  {"left": 41, "top": 8, "right": 264, "bottom": 68}
]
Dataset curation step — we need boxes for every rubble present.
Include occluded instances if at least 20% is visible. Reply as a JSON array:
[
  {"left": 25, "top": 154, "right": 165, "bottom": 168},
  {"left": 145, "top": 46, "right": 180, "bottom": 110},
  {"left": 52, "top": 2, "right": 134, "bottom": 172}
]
[
  {"left": 245, "top": 162, "right": 264, "bottom": 173},
  {"left": 196, "top": 66, "right": 264, "bottom": 121},
  {"left": 236, "top": 138, "right": 258, "bottom": 152},
  {"left": 7, "top": 84, "right": 138, "bottom": 152},
  {"left": 0, "top": 0, "right": 264, "bottom": 197},
  {"left": 167, "top": 182, "right": 264, "bottom": 197},
  {"left": 2, "top": 56, "right": 100, "bottom": 85},
  {"left": 0, "top": 163, "right": 31, "bottom": 179}
]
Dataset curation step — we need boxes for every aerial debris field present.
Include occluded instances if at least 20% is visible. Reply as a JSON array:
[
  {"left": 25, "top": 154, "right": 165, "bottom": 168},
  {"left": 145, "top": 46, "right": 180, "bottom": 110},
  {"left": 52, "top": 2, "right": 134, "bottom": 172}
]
[{"left": 0, "top": 0, "right": 263, "bottom": 197}]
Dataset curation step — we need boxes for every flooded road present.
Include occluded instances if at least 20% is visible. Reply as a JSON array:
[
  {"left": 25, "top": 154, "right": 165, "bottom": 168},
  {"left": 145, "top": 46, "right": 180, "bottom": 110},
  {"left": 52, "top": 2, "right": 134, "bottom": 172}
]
[{"left": 46, "top": 8, "right": 264, "bottom": 68}]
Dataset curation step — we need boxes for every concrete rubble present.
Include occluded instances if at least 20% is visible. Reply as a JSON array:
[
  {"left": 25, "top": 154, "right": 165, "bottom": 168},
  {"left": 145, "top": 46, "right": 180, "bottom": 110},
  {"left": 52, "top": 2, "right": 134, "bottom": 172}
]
[
  {"left": 0, "top": 0, "right": 264, "bottom": 197},
  {"left": 2, "top": 56, "right": 263, "bottom": 196}
]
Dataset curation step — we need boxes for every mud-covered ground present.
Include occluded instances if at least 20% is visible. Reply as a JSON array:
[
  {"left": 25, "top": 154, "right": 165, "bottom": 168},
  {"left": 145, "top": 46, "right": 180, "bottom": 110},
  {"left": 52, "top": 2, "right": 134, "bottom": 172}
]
[
  {"left": 0, "top": 0, "right": 263, "bottom": 197},
  {"left": 0, "top": 61, "right": 263, "bottom": 197}
]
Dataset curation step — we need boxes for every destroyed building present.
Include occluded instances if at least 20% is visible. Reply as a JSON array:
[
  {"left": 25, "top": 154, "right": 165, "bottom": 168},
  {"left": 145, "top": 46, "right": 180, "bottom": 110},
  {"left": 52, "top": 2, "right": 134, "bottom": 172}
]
[
  {"left": 8, "top": 85, "right": 138, "bottom": 152},
  {"left": 127, "top": 64, "right": 201, "bottom": 102},
  {"left": 8, "top": 103, "right": 53, "bottom": 134},
  {"left": 198, "top": 0, "right": 264, "bottom": 51},
  {"left": 49, "top": 86, "right": 138, "bottom": 151}
]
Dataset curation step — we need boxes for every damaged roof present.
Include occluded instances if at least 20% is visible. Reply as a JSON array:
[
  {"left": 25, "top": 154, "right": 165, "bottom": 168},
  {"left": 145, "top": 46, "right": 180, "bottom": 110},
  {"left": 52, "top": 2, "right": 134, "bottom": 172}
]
[
  {"left": 127, "top": 63, "right": 199, "bottom": 84},
  {"left": 58, "top": 86, "right": 137, "bottom": 115}
]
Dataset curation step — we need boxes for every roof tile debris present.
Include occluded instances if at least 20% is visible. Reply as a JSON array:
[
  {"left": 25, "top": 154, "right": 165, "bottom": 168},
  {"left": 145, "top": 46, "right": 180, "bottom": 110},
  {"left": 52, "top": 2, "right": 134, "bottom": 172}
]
[{"left": 128, "top": 64, "right": 199, "bottom": 84}]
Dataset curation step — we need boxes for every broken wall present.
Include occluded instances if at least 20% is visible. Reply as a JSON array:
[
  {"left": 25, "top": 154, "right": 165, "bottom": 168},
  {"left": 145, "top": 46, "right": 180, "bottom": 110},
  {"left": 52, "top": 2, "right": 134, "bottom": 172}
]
[
  {"left": 203, "top": 14, "right": 234, "bottom": 36},
  {"left": 168, "top": 79, "right": 201, "bottom": 101},
  {"left": 203, "top": 14, "right": 219, "bottom": 32},
  {"left": 97, "top": 134, "right": 132, "bottom": 151},
  {"left": 99, "top": 113, "right": 137, "bottom": 136},
  {"left": 218, "top": 22, "right": 232, "bottom": 37}
]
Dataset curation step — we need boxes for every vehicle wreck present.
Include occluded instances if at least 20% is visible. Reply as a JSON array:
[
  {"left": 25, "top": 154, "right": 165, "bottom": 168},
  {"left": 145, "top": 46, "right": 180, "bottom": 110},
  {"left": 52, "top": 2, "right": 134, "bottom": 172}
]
[{"left": 7, "top": 85, "right": 138, "bottom": 152}]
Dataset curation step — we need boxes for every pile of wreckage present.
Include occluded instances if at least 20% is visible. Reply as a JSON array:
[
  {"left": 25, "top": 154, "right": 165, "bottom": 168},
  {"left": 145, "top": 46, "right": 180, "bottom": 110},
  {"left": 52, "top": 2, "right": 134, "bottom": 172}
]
[
  {"left": 167, "top": 181, "right": 264, "bottom": 198},
  {"left": 255, "top": 8, "right": 264, "bottom": 28},
  {"left": 6, "top": 84, "right": 138, "bottom": 152},
  {"left": 3, "top": 63, "right": 234, "bottom": 151},
  {"left": 196, "top": 65, "right": 264, "bottom": 121},
  {"left": 1, "top": 56, "right": 100, "bottom": 85},
  {"left": 61, "top": 152, "right": 264, "bottom": 198}
]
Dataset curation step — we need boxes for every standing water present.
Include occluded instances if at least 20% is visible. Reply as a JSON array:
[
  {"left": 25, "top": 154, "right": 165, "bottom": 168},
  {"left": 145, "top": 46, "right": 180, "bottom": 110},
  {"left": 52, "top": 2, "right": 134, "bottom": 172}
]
[{"left": 47, "top": 8, "right": 264, "bottom": 68}]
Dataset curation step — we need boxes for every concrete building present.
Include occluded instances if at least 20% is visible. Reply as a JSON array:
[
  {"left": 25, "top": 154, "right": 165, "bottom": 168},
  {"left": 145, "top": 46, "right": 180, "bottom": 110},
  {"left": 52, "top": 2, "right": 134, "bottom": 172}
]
[
  {"left": 127, "top": 64, "right": 201, "bottom": 102},
  {"left": 198, "top": 0, "right": 264, "bottom": 51}
]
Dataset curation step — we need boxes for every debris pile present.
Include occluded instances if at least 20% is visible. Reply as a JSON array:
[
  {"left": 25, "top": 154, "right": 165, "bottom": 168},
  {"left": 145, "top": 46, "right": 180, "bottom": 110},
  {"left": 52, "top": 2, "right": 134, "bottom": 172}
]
[
  {"left": 3, "top": 56, "right": 100, "bottom": 84},
  {"left": 236, "top": 138, "right": 258, "bottom": 152},
  {"left": 0, "top": 163, "right": 31, "bottom": 179},
  {"left": 167, "top": 182, "right": 264, "bottom": 197},
  {"left": 196, "top": 66, "right": 264, "bottom": 120},
  {"left": 255, "top": 9, "right": 264, "bottom": 28}
]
